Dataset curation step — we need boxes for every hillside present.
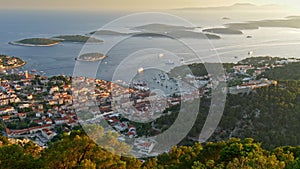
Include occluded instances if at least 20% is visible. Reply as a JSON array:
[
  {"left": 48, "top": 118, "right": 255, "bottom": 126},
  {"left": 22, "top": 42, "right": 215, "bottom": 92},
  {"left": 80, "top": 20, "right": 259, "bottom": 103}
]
[
  {"left": 1, "top": 133, "right": 300, "bottom": 168},
  {"left": 260, "top": 62, "right": 300, "bottom": 80}
]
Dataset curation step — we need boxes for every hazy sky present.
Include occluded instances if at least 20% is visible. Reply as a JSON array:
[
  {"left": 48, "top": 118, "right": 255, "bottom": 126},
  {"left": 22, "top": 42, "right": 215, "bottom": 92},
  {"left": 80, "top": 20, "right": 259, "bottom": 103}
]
[{"left": 0, "top": 0, "right": 298, "bottom": 11}]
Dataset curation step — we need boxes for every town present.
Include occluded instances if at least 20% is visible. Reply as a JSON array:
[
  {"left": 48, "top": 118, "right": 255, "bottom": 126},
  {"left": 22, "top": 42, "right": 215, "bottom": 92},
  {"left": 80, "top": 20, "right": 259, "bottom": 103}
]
[{"left": 0, "top": 56, "right": 296, "bottom": 156}]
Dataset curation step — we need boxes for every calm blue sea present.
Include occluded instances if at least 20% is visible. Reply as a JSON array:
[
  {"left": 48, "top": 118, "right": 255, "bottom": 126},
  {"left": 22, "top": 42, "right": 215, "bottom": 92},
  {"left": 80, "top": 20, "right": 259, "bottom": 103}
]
[{"left": 1, "top": 10, "right": 300, "bottom": 79}]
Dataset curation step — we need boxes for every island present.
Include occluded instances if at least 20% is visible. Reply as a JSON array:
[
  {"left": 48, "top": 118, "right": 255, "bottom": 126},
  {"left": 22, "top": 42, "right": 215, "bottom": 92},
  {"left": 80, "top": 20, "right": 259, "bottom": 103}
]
[
  {"left": 202, "top": 28, "right": 243, "bottom": 34},
  {"left": 9, "top": 38, "right": 60, "bottom": 47},
  {"left": 132, "top": 31, "right": 221, "bottom": 39},
  {"left": 0, "top": 54, "right": 26, "bottom": 69},
  {"left": 89, "top": 30, "right": 130, "bottom": 36},
  {"left": 52, "top": 35, "right": 103, "bottom": 43},
  {"left": 76, "top": 53, "right": 106, "bottom": 62},
  {"left": 10, "top": 35, "right": 104, "bottom": 47},
  {"left": 133, "top": 23, "right": 220, "bottom": 39}
]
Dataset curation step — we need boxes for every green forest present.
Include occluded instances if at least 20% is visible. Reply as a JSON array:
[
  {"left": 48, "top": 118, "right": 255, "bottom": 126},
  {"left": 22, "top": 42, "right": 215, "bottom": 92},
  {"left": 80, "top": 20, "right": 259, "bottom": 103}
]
[{"left": 1, "top": 131, "right": 300, "bottom": 169}]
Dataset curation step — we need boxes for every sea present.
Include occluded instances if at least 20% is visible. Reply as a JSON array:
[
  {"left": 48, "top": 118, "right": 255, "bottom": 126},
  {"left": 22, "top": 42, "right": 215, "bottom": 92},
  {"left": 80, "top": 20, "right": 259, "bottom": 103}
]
[{"left": 1, "top": 9, "right": 300, "bottom": 80}]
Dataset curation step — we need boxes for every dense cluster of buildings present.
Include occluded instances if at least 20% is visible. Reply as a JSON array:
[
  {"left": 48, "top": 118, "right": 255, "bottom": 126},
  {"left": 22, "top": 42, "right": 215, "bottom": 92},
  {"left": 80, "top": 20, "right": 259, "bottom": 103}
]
[
  {"left": 0, "top": 57, "right": 291, "bottom": 154},
  {"left": 0, "top": 73, "right": 77, "bottom": 146},
  {"left": 0, "top": 55, "right": 25, "bottom": 70},
  {"left": 228, "top": 64, "right": 278, "bottom": 94}
]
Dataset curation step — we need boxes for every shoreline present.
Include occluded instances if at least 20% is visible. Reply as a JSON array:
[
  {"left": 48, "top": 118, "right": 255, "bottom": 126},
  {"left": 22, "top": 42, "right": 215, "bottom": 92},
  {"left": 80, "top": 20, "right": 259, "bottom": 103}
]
[{"left": 8, "top": 41, "right": 60, "bottom": 47}]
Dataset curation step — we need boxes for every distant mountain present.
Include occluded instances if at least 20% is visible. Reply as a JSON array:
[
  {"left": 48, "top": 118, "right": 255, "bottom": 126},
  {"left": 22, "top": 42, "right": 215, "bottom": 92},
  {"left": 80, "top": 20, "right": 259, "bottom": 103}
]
[
  {"left": 231, "top": 2, "right": 256, "bottom": 7},
  {"left": 226, "top": 16, "right": 300, "bottom": 30},
  {"left": 174, "top": 3, "right": 285, "bottom": 11}
]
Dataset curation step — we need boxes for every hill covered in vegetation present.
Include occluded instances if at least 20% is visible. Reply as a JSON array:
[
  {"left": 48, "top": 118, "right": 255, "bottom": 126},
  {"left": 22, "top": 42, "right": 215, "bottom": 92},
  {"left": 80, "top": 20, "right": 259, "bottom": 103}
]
[{"left": 1, "top": 132, "right": 300, "bottom": 169}]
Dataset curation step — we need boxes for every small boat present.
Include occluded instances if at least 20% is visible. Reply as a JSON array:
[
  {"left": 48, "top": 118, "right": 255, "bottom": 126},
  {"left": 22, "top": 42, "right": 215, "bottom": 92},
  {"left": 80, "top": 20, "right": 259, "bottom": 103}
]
[
  {"left": 137, "top": 67, "right": 144, "bottom": 73},
  {"left": 31, "top": 69, "right": 37, "bottom": 73},
  {"left": 246, "top": 36, "right": 252, "bottom": 38},
  {"left": 248, "top": 51, "right": 254, "bottom": 56},
  {"left": 165, "top": 60, "right": 175, "bottom": 65}
]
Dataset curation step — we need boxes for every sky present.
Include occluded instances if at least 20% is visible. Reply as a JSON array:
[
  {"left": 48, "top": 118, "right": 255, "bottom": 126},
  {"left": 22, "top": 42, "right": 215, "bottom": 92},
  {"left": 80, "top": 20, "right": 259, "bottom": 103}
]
[{"left": 0, "top": 0, "right": 299, "bottom": 11}]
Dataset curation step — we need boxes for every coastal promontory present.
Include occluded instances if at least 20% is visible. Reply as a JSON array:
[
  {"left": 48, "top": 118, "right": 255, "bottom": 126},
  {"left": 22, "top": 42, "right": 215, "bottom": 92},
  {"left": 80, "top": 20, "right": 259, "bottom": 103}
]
[{"left": 0, "top": 54, "right": 26, "bottom": 69}]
